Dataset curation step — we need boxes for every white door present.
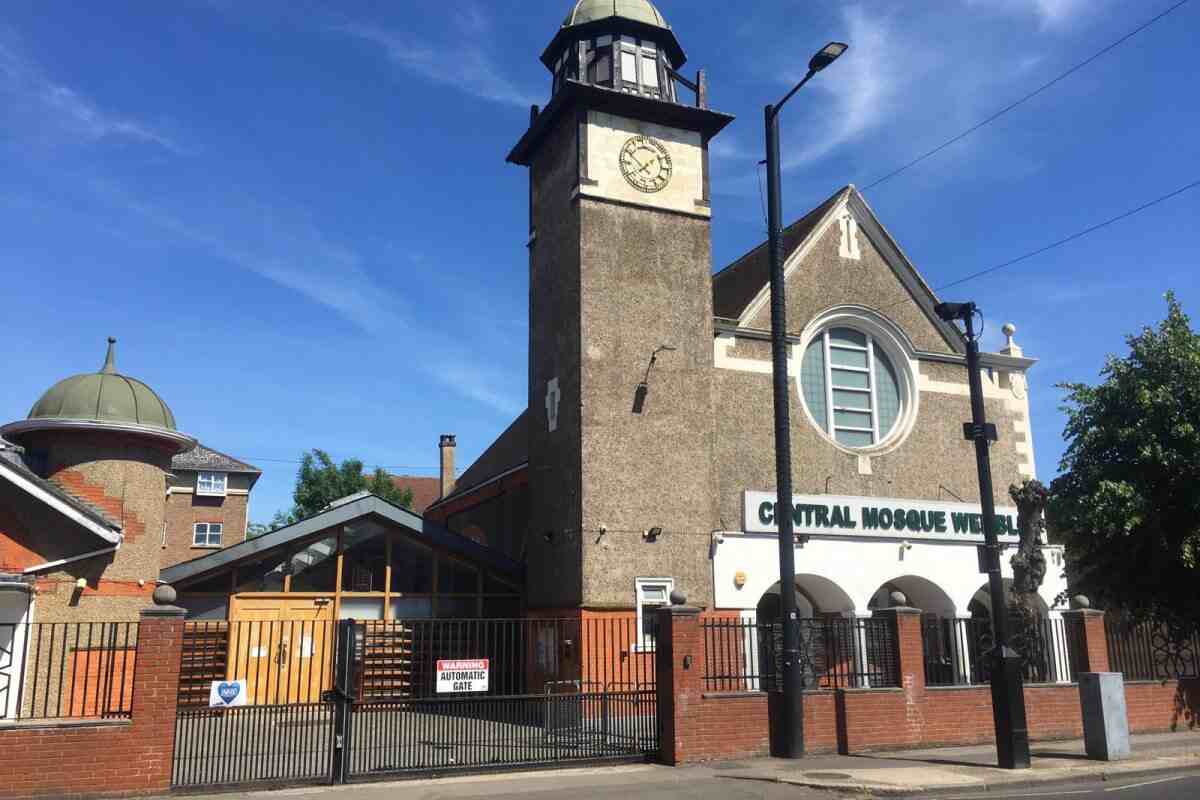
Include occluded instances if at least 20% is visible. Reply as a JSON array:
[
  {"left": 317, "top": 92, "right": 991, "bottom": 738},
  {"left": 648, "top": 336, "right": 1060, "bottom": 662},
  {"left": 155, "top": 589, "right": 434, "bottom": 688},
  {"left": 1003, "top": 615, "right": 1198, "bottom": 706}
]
[{"left": 0, "top": 591, "right": 33, "bottom": 720}]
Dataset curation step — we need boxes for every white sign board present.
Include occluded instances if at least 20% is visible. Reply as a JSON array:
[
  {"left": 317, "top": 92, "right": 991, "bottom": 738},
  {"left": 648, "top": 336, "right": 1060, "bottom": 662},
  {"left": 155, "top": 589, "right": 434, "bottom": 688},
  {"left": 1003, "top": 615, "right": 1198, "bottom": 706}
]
[
  {"left": 436, "top": 659, "right": 489, "bottom": 693},
  {"left": 744, "top": 491, "right": 1020, "bottom": 544},
  {"left": 209, "top": 679, "right": 248, "bottom": 707}
]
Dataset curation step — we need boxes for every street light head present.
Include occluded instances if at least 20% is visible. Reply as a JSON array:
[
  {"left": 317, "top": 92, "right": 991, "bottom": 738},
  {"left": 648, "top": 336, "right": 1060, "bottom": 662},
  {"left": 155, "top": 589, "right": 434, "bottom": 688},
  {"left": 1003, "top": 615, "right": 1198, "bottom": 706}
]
[
  {"left": 934, "top": 301, "right": 975, "bottom": 322},
  {"left": 809, "top": 42, "right": 848, "bottom": 73}
]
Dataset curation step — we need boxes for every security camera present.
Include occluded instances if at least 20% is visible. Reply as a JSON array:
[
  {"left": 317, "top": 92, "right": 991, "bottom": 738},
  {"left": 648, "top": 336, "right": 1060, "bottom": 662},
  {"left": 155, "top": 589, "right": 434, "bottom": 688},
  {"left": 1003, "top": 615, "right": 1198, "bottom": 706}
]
[{"left": 934, "top": 301, "right": 975, "bottom": 322}]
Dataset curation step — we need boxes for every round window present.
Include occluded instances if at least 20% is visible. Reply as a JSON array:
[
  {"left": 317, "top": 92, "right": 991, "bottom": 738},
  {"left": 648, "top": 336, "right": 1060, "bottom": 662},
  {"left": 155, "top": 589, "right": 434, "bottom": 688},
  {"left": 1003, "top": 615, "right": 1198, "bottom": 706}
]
[{"left": 800, "top": 326, "right": 904, "bottom": 449}]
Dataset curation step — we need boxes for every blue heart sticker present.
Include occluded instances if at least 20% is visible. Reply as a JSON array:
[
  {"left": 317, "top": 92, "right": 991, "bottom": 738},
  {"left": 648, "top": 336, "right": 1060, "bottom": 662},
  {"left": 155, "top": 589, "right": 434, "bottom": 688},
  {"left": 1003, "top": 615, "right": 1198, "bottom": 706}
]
[{"left": 217, "top": 682, "right": 241, "bottom": 704}]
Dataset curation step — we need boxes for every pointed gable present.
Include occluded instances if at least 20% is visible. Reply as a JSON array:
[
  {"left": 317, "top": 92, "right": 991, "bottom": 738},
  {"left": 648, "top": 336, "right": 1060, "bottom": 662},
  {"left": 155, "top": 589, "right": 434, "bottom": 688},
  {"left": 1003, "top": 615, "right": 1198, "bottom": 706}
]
[
  {"left": 714, "top": 186, "right": 964, "bottom": 355},
  {"left": 712, "top": 187, "right": 847, "bottom": 320}
]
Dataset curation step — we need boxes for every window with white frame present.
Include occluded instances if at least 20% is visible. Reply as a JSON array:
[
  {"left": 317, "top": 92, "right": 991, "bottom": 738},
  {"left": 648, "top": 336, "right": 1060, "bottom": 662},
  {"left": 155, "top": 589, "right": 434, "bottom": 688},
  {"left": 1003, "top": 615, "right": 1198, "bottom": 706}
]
[
  {"left": 800, "top": 327, "right": 903, "bottom": 448},
  {"left": 635, "top": 577, "right": 674, "bottom": 650},
  {"left": 193, "top": 522, "right": 223, "bottom": 548},
  {"left": 196, "top": 471, "right": 227, "bottom": 496}
]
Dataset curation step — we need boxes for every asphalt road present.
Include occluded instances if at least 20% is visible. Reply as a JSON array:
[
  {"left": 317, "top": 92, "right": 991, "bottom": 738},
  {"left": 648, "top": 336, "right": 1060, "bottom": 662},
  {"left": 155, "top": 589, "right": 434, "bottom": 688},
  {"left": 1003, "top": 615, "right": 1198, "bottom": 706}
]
[
  {"left": 917, "top": 770, "right": 1200, "bottom": 800},
  {"left": 174, "top": 766, "right": 1200, "bottom": 800}
]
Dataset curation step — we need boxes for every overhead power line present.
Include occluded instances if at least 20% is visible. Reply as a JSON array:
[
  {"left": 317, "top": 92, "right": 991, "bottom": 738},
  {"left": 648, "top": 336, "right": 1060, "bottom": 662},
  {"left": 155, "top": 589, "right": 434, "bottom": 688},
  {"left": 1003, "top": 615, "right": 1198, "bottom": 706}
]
[
  {"left": 929, "top": 177, "right": 1200, "bottom": 296},
  {"left": 244, "top": 456, "right": 439, "bottom": 472},
  {"left": 861, "top": 0, "right": 1192, "bottom": 192}
]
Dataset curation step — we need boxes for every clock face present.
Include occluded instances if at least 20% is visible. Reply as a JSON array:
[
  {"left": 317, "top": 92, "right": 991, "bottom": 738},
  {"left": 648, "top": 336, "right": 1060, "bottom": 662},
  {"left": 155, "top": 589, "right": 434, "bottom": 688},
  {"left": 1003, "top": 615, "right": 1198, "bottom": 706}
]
[{"left": 619, "top": 135, "right": 673, "bottom": 193}]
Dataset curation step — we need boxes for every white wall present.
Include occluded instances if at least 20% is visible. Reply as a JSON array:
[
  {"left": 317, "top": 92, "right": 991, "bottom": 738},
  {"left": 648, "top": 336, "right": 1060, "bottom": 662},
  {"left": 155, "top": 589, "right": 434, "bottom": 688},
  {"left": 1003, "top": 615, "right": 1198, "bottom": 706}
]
[
  {"left": 712, "top": 532, "right": 1068, "bottom": 617},
  {"left": 0, "top": 590, "right": 34, "bottom": 720}
]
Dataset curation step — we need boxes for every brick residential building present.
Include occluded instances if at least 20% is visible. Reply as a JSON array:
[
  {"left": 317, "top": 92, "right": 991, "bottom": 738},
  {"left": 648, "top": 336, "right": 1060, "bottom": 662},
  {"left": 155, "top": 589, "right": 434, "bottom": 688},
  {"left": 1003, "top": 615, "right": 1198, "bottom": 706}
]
[{"left": 162, "top": 445, "right": 261, "bottom": 567}]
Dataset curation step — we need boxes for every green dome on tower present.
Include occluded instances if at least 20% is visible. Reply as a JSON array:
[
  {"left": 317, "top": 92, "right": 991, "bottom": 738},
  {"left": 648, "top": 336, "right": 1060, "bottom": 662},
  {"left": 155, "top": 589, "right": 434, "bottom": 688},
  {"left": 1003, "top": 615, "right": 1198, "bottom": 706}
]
[
  {"left": 562, "top": 0, "right": 669, "bottom": 29},
  {"left": 1, "top": 338, "right": 195, "bottom": 452}
]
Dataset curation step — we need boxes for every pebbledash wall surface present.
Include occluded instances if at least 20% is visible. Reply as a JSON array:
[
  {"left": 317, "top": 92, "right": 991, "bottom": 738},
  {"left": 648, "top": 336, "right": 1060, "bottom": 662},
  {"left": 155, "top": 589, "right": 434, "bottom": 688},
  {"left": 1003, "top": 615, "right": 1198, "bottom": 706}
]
[{"left": 426, "top": 0, "right": 1065, "bottom": 630}]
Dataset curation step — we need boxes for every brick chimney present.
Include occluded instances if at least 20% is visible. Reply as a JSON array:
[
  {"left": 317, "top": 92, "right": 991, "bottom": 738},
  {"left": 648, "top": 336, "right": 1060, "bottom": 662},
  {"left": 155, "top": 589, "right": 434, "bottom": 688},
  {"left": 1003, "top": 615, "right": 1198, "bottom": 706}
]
[{"left": 439, "top": 434, "right": 456, "bottom": 499}]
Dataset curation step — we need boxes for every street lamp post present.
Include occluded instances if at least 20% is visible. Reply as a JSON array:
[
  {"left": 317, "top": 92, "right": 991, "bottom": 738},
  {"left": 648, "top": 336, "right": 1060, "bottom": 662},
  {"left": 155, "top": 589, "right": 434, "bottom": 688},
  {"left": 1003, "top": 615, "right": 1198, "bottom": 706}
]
[
  {"left": 934, "top": 301, "right": 1032, "bottom": 770},
  {"left": 764, "top": 41, "right": 847, "bottom": 759}
]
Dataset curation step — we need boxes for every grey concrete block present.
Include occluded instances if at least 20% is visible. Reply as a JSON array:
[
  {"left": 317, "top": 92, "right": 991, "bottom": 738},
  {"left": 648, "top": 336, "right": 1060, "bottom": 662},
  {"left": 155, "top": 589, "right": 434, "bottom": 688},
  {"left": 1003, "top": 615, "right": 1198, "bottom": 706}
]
[{"left": 1078, "top": 672, "right": 1130, "bottom": 761}]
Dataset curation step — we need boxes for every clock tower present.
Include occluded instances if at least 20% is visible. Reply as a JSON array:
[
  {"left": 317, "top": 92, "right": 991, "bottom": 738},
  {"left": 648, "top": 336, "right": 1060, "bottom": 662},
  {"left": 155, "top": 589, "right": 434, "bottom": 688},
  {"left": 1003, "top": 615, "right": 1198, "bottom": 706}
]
[{"left": 508, "top": 0, "right": 734, "bottom": 610}]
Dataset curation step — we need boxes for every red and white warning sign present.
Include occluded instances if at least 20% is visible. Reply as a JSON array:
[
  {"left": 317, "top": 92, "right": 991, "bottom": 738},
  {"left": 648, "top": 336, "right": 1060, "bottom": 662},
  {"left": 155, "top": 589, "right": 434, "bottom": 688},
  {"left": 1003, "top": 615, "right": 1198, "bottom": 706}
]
[{"left": 436, "top": 659, "right": 489, "bottom": 693}]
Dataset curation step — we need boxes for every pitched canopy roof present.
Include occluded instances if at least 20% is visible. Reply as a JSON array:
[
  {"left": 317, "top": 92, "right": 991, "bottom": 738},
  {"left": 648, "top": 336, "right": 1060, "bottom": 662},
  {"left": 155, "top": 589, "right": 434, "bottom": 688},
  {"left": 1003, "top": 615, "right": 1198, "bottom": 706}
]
[
  {"left": 1, "top": 338, "right": 195, "bottom": 453},
  {"left": 161, "top": 492, "right": 523, "bottom": 586}
]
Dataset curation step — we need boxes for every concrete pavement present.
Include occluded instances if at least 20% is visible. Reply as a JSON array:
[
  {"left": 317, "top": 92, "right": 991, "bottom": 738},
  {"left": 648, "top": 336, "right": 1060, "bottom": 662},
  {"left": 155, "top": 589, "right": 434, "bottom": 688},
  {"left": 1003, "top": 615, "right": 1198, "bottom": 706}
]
[
  {"left": 711, "top": 731, "right": 1200, "bottom": 795},
  {"left": 166, "top": 731, "right": 1200, "bottom": 800}
]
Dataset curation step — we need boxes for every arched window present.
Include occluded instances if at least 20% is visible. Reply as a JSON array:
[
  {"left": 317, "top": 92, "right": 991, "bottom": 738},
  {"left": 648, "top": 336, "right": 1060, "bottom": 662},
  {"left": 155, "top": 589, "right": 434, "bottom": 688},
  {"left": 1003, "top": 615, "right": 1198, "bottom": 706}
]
[{"left": 800, "top": 326, "right": 904, "bottom": 448}]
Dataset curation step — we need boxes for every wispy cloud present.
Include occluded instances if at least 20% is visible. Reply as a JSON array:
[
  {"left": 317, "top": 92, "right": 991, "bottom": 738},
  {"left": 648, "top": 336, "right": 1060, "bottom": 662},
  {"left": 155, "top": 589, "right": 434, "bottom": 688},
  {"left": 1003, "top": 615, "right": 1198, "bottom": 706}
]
[
  {"left": 337, "top": 13, "right": 536, "bottom": 108},
  {"left": 965, "top": 0, "right": 1093, "bottom": 29},
  {"left": 95, "top": 181, "right": 522, "bottom": 416},
  {"left": 0, "top": 33, "right": 183, "bottom": 153},
  {"left": 781, "top": 6, "right": 896, "bottom": 171}
]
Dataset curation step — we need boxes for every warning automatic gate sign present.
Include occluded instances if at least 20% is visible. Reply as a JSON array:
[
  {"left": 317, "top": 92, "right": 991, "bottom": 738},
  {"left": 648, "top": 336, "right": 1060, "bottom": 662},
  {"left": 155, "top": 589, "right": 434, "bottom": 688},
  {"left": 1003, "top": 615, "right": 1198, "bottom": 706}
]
[{"left": 436, "top": 659, "right": 489, "bottom": 693}]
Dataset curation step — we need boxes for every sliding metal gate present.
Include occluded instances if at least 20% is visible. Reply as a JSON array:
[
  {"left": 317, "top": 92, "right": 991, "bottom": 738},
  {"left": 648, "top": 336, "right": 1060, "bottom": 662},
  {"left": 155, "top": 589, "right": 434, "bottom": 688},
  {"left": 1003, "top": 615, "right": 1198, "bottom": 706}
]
[{"left": 172, "top": 618, "right": 658, "bottom": 789}]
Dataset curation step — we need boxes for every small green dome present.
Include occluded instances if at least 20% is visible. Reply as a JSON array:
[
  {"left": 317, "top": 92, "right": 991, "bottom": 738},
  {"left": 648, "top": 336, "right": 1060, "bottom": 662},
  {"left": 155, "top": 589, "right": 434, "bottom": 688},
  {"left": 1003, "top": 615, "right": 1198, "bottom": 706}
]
[
  {"left": 3, "top": 338, "right": 194, "bottom": 451},
  {"left": 562, "top": 0, "right": 669, "bottom": 29}
]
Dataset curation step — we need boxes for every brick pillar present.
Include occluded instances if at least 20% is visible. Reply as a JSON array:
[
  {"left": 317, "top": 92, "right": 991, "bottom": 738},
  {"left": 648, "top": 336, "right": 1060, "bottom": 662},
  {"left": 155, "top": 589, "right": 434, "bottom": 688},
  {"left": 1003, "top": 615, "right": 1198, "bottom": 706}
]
[
  {"left": 874, "top": 607, "right": 926, "bottom": 745},
  {"left": 132, "top": 604, "right": 187, "bottom": 792},
  {"left": 655, "top": 603, "right": 702, "bottom": 766},
  {"left": 1062, "top": 609, "right": 1110, "bottom": 674}
]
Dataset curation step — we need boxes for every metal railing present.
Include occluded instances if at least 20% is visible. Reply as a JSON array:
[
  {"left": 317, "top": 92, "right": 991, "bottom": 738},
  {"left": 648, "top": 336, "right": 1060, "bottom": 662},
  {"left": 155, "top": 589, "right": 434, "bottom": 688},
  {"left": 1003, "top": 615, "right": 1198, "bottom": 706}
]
[
  {"left": 346, "top": 688, "right": 657, "bottom": 777},
  {"left": 173, "top": 702, "right": 335, "bottom": 788},
  {"left": 178, "top": 616, "right": 656, "bottom": 707},
  {"left": 1106, "top": 617, "right": 1200, "bottom": 680},
  {"left": 922, "top": 615, "right": 1081, "bottom": 686},
  {"left": 0, "top": 621, "right": 138, "bottom": 721},
  {"left": 702, "top": 616, "right": 900, "bottom": 692}
]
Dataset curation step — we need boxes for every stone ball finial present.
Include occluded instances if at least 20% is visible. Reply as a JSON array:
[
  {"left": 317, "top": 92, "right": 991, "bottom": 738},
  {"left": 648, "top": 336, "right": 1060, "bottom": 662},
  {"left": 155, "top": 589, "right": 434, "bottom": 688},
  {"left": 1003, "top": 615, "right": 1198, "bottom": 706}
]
[
  {"left": 669, "top": 589, "right": 687, "bottom": 606},
  {"left": 1002, "top": 322, "right": 1018, "bottom": 350},
  {"left": 152, "top": 584, "right": 177, "bottom": 606},
  {"left": 1070, "top": 594, "right": 1091, "bottom": 610},
  {"left": 889, "top": 590, "right": 908, "bottom": 607}
]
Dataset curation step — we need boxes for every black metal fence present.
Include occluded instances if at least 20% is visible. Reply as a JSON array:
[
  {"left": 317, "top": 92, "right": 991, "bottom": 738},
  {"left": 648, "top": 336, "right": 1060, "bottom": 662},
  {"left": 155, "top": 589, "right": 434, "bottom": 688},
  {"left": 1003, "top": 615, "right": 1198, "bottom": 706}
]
[
  {"left": 702, "top": 616, "right": 900, "bottom": 692},
  {"left": 346, "top": 689, "right": 657, "bottom": 778},
  {"left": 1106, "top": 617, "right": 1200, "bottom": 680},
  {"left": 921, "top": 615, "right": 1081, "bottom": 686},
  {"left": 178, "top": 616, "right": 656, "bottom": 708},
  {"left": 172, "top": 617, "right": 659, "bottom": 789},
  {"left": 0, "top": 621, "right": 138, "bottom": 721},
  {"left": 172, "top": 703, "right": 335, "bottom": 788}
]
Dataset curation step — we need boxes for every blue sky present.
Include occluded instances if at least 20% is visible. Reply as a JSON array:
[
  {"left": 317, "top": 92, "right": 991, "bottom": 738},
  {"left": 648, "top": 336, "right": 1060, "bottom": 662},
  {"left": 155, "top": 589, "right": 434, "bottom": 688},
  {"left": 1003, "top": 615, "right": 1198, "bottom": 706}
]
[{"left": 2, "top": 0, "right": 1197, "bottom": 523}]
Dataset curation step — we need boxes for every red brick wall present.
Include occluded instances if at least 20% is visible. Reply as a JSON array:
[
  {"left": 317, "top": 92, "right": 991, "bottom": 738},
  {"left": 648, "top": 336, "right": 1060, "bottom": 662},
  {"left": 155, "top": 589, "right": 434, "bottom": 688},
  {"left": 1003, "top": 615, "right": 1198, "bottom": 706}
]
[
  {"left": 0, "top": 610, "right": 184, "bottom": 800},
  {"left": 162, "top": 490, "right": 249, "bottom": 567},
  {"left": 661, "top": 608, "right": 1200, "bottom": 764}
]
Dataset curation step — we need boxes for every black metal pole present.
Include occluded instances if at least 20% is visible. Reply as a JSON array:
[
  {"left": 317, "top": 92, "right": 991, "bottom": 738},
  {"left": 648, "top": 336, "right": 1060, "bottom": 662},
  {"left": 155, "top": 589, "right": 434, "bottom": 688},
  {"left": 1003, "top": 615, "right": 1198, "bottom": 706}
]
[
  {"left": 963, "top": 309, "right": 1031, "bottom": 770},
  {"left": 765, "top": 99, "right": 804, "bottom": 758}
]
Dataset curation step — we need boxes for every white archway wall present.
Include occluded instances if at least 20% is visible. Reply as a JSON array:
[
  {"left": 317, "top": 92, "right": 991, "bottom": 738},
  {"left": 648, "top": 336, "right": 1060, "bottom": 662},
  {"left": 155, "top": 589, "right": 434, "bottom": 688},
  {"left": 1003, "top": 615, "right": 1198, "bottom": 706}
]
[
  {"left": 872, "top": 574, "right": 957, "bottom": 616},
  {"left": 713, "top": 535, "right": 1071, "bottom": 615}
]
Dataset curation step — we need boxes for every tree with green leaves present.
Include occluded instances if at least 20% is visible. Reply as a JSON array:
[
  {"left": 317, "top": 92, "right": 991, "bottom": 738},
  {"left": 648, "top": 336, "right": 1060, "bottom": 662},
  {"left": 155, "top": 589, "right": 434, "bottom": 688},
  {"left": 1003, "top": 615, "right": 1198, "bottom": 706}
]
[
  {"left": 263, "top": 449, "right": 414, "bottom": 530},
  {"left": 1049, "top": 292, "right": 1200, "bottom": 628}
]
